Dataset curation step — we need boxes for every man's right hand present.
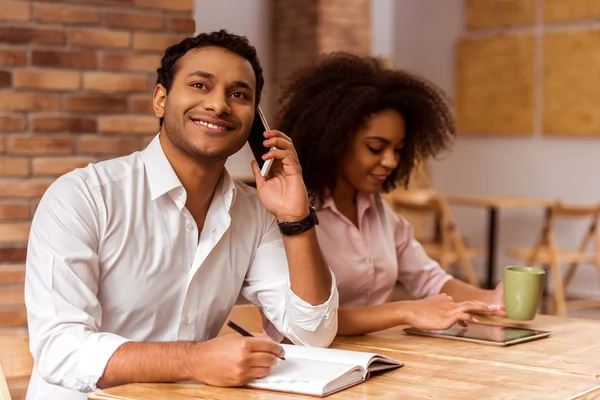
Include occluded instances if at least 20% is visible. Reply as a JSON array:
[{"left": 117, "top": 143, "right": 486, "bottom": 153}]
[
  {"left": 193, "top": 334, "right": 285, "bottom": 387},
  {"left": 402, "top": 293, "right": 500, "bottom": 331}
]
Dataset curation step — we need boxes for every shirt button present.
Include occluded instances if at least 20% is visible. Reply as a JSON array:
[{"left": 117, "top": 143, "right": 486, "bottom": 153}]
[
  {"left": 182, "top": 316, "right": 190, "bottom": 325},
  {"left": 365, "top": 257, "right": 372, "bottom": 264},
  {"left": 186, "top": 222, "right": 194, "bottom": 231}
]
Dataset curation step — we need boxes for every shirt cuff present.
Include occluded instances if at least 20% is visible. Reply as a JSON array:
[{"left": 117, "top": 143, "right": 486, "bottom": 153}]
[
  {"left": 78, "top": 332, "right": 130, "bottom": 392},
  {"left": 284, "top": 270, "right": 339, "bottom": 332}
]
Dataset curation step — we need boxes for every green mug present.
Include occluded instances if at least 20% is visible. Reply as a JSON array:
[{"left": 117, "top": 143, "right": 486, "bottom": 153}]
[{"left": 504, "top": 266, "right": 545, "bottom": 320}]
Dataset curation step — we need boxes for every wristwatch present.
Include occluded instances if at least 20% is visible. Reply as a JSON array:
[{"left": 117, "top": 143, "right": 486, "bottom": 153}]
[{"left": 278, "top": 206, "right": 319, "bottom": 236}]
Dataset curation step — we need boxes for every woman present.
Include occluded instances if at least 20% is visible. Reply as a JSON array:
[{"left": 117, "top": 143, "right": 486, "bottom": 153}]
[{"left": 276, "top": 53, "right": 504, "bottom": 335}]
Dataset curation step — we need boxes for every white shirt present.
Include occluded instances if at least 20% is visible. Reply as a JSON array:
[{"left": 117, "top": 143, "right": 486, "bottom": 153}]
[{"left": 24, "top": 134, "right": 339, "bottom": 400}]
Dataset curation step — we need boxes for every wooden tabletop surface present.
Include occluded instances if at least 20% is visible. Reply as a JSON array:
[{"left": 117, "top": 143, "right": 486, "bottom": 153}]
[
  {"left": 446, "top": 195, "right": 555, "bottom": 209},
  {"left": 89, "top": 315, "right": 600, "bottom": 400}
]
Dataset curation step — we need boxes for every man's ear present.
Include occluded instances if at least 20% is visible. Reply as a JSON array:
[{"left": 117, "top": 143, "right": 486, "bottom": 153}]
[{"left": 153, "top": 84, "right": 167, "bottom": 119}]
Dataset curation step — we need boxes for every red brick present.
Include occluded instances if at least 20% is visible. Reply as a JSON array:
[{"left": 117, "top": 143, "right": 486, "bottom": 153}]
[
  {"left": 0, "top": 246, "right": 26, "bottom": 262},
  {"left": 170, "top": 17, "right": 195, "bottom": 34},
  {"left": 0, "top": 264, "right": 26, "bottom": 284},
  {"left": 0, "top": 92, "right": 60, "bottom": 112},
  {"left": 13, "top": 70, "right": 80, "bottom": 91},
  {"left": 0, "top": 115, "right": 26, "bottom": 132},
  {"left": 105, "top": 10, "right": 164, "bottom": 31},
  {"left": 0, "top": 203, "right": 29, "bottom": 221},
  {"left": 0, "top": 48, "right": 27, "bottom": 67},
  {"left": 0, "top": 179, "right": 53, "bottom": 199},
  {"left": 69, "top": 28, "right": 130, "bottom": 49},
  {"left": 33, "top": 3, "right": 101, "bottom": 25},
  {"left": 0, "top": 309, "right": 27, "bottom": 327},
  {"left": 79, "top": 136, "right": 140, "bottom": 156},
  {"left": 63, "top": 95, "right": 128, "bottom": 114},
  {"left": 31, "top": 115, "right": 96, "bottom": 134},
  {"left": 83, "top": 72, "right": 148, "bottom": 93},
  {"left": 0, "top": 26, "right": 65, "bottom": 45},
  {"left": 98, "top": 116, "right": 158, "bottom": 135},
  {"left": 0, "top": 223, "right": 30, "bottom": 243},
  {"left": 133, "top": 32, "right": 183, "bottom": 51},
  {"left": 0, "top": 158, "right": 29, "bottom": 177},
  {"left": 31, "top": 49, "right": 97, "bottom": 69},
  {"left": 135, "top": 0, "right": 193, "bottom": 11},
  {"left": 0, "top": 1, "right": 30, "bottom": 22},
  {"left": 130, "top": 96, "right": 155, "bottom": 114},
  {"left": 8, "top": 136, "right": 75, "bottom": 156},
  {"left": 101, "top": 53, "right": 161, "bottom": 72},
  {"left": 56, "top": 0, "right": 133, "bottom": 5},
  {"left": 32, "top": 157, "right": 95, "bottom": 176},
  {"left": 0, "top": 70, "right": 10, "bottom": 87}
]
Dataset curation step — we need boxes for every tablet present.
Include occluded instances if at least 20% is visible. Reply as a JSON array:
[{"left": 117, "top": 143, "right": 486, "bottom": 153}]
[{"left": 403, "top": 322, "right": 551, "bottom": 346}]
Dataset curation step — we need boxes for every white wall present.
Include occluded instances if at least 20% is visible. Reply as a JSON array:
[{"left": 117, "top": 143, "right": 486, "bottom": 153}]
[
  {"left": 393, "top": 0, "right": 600, "bottom": 297},
  {"left": 194, "top": 0, "right": 273, "bottom": 181}
]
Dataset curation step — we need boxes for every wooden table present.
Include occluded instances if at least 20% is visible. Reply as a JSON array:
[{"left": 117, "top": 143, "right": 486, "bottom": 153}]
[
  {"left": 90, "top": 315, "right": 600, "bottom": 400},
  {"left": 446, "top": 195, "right": 555, "bottom": 289}
]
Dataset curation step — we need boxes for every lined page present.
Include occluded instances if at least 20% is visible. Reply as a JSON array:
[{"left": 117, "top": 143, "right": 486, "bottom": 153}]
[{"left": 247, "top": 357, "right": 360, "bottom": 396}]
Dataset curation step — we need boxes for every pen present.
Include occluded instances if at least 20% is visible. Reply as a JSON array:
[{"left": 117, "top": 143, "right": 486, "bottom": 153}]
[{"left": 227, "top": 320, "right": 286, "bottom": 361}]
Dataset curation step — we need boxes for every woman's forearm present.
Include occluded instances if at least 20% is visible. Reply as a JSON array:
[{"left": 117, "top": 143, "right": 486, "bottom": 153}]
[{"left": 337, "top": 302, "right": 409, "bottom": 336}]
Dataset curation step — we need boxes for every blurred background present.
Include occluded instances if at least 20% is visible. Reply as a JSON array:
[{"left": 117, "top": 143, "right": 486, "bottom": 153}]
[{"left": 1, "top": 0, "right": 600, "bottom": 329}]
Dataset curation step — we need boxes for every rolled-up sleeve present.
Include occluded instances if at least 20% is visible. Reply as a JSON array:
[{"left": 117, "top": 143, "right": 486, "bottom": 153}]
[
  {"left": 25, "top": 174, "right": 130, "bottom": 392},
  {"left": 240, "top": 215, "right": 338, "bottom": 348},
  {"left": 395, "top": 214, "right": 453, "bottom": 299}
]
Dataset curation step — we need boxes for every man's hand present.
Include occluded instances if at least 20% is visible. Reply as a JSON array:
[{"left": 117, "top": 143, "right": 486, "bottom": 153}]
[
  {"left": 402, "top": 294, "right": 503, "bottom": 331},
  {"left": 193, "top": 334, "right": 285, "bottom": 387},
  {"left": 252, "top": 130, "right": 309, "bottom": 222}
]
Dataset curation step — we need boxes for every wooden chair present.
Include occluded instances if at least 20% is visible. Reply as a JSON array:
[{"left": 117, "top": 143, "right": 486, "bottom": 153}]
[
  {"left": 384, "top": 188, "right": 481, "bottom": 287},
  {"left": 0, "top": 335, "right": 33, "bottom": 400},
  {"left": 0, "top": 265, "right": 27, "bottom": 335},
  {"left": 507, "top": 202, "right": 600, "bottom": 317}
]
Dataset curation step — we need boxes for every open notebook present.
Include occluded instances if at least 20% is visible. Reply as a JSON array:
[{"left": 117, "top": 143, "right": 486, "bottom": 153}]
[{"left": 246, "top": 344, "right": 403, "bottom": 397}]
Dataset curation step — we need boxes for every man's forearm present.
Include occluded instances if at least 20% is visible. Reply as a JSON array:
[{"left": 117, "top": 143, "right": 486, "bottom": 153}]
[
  {"left": 282, "top": 228, "right": 332, "bottom": 305},
  {"left": 98, "top": 341, "right": 197, "bottom": 389}
]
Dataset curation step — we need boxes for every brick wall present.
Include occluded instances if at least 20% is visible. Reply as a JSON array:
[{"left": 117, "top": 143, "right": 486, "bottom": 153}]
[
  {"left": 272, "top": 0, "right": 371, "bottom": 120},
  {"left": 0, "top": 0, "right": 194, "bottom": 329}
]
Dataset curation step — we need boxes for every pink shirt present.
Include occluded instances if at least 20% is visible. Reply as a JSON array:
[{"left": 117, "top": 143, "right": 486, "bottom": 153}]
[{"left": 316, "top": 193, "right": 452, "bottom": 308}]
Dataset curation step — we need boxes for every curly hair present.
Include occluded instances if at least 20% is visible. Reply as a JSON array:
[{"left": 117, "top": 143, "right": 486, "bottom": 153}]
[
  {"left": 156, "top": 29, "right": 264, "bottom": 126},
  {"left": 277, "top": 52, "right": 456, "bottom": 206}
]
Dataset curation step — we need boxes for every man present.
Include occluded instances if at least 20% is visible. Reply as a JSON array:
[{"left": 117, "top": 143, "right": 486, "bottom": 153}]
[{"left": 24, "top": 30, "right": 338, "bottom": 400}]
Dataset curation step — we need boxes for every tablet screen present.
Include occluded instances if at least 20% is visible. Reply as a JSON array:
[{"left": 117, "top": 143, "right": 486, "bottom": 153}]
[{"left": 405, "top": 323, "right": 548, "bottom": 344}]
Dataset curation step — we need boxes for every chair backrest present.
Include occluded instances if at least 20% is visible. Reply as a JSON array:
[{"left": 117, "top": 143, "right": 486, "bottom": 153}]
[
  {"left": 385, "top": 188, "right": 451, "bottom": 243},
  {"left": 0, "top": 265, "right": 27, "bottom": 333},
  {"left": 536, "top": 201, "right": 600, "bottom": 268},
  {"left": 0, "top": 335, "right": 33, "bottom": 400},
  {"left": 541, "top": 202, "right": 600, "bottom": 247}
]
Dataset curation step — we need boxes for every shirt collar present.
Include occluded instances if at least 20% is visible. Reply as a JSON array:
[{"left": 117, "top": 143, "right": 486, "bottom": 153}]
[
  {"left": 320, "top": 191, "right": 374, "bottom": 223},
  {"left": 142, "top": 133, "right": 238, "bottom": 211},
  {"left": 142, "top": 134, "right": 182, "bottom": 201}
]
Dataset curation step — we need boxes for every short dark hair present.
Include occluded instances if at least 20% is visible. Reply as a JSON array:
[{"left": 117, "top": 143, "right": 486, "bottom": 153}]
[
  {"left": 277, "top": 52, "right": 456, "bottom": 206},
  {"left": 156, "top": 29, "right": 264, "bottom": 126}
]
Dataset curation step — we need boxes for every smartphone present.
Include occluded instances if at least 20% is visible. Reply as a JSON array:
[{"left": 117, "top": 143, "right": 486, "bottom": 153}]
[{"left": 247, "top": 107, "right": 276, "bottom": 177}]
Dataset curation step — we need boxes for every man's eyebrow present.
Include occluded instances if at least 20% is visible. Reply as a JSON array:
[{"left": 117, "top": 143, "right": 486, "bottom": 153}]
[
  {"left": 232, "top": 80, "right": 253, "bottom": 91},
  {"left": 187, "top": 70, "right": 214, "bottom": 79}
]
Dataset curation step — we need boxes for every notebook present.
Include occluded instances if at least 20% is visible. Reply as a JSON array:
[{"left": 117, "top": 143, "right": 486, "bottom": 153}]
[{"left": 246, "top": 344, "right": 403, "bottom": 397}]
